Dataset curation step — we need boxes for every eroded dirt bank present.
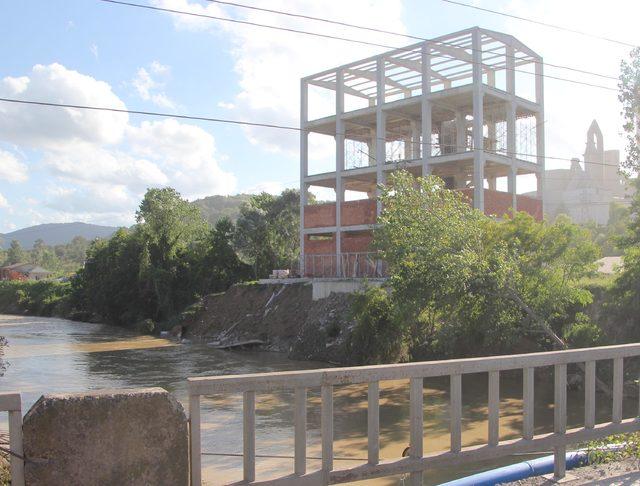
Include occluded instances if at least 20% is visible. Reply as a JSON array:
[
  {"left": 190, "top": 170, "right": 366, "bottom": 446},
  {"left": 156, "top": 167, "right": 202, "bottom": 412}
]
[{"left": 182, "top": 282, "right": 357, "bottom": 364}]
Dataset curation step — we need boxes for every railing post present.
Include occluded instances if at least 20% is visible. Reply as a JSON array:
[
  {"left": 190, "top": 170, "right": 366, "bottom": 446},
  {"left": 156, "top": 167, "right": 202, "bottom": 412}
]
[
  {"left": 189, "top": 393, "right": 202, "bottom": 486},
  {"left": 321, "top": 384, "right": 333, "bottom": 482},
  {"left": 8, "top": 393, "right": 24, "bottom": 486},
  {"left": 367, "top": 381, "right": 380, "bottom": 465},
  {"left": 294, "top": 387, "right": 307, "bottom": 476},
  {"left": 554, "top": 364, "right": 567, "bottom": 480},
  {"left": 523, "top": 367, "right": 534, "bottom": 440},
  {"left": 409, "top": 377, "right": 424, "bottom": 486},
  {"left": 243, "top": 391, "right": 256, "bottom": 482},
  {"left": 450, "top": 374, "right": 462, "bottom": 453},
  {"left": 488, "top": 371, "right": 500, "bottom": 446},
  {"left": 585, "top": 361, "right": 596, "bottom": 429},
  {"left": 613, "top": 358, "right": 623, "bottom": 423}
]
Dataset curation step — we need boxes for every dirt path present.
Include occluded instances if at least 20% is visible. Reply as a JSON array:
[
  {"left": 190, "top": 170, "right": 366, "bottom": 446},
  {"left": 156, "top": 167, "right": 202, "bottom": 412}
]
[{"left": 504, "top": 458, "right": 640, "bottom": 485}]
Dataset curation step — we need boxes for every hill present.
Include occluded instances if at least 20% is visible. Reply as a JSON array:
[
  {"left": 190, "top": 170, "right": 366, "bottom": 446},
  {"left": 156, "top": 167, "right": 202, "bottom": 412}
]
[
  {"left": 192, "top": 194, "right": 251, "bottom": 225},
  {"left": 0, "top": 222, "right": 119, "bottom": 249}
]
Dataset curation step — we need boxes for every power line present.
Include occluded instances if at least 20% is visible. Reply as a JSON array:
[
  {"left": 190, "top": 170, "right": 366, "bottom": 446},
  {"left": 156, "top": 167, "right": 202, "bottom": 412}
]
[
  {"left": 441, "top": 0, "right": 638, "bottom": 49},
  {"left": 97, "top": 0, "right": 618, "bottom": 93},
  {"left": 0, "top": 96, "right": 623, "bottom": 169},
  {"left": 205, "top": 0, "right": 618, "bottom": 82}
]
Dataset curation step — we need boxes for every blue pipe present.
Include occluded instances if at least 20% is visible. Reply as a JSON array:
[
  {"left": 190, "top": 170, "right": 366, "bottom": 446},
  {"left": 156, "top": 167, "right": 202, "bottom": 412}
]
[{"left": 437, "top": 451, "right": 588, "bottom": 486}]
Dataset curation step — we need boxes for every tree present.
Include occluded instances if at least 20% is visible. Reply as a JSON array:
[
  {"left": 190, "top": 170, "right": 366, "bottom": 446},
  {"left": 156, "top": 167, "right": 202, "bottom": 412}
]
[
  {"left": 5, "top": 240, "right": 26, "bottom": 265},
  {"left": 234, "top": 189, "right": 300, "bottom": 278},
  {"left": 606, "top": 48, "right": 640, "bottom": 340},
  {"left": 369, "top": 171, "right": 600, "bottom": 359}
]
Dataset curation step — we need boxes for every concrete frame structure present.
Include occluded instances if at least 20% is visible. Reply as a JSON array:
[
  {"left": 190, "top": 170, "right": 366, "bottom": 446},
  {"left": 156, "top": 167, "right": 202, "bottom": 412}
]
[{"left": 300, "top": 27, "right": 545, "bottom": 278}]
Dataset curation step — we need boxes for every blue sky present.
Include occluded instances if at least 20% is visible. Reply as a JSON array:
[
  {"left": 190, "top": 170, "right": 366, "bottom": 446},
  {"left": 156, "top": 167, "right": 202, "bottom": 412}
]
[{"left": 0, "top": 0, "right": 635, "bottom": 232}]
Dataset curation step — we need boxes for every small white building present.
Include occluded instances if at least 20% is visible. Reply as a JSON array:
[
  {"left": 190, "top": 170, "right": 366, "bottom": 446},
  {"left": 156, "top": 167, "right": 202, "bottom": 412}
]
[{"left": 543, "top": 120, "right": 633, "bottom": 225}]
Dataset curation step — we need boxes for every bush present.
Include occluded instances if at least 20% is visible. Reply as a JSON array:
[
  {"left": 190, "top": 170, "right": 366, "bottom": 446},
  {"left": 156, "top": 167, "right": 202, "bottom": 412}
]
[
  {"left": 348, "top": 286, "right": 408, "bottom": 364},
  {"left": 586, "top": 432, "right": 640, "bottom": 464},
  {"left": 0, "top": 280, "right": 72, "bottom": 316},
  {"left": 563, "top": 313, "right": 605, "bottom": 348}
]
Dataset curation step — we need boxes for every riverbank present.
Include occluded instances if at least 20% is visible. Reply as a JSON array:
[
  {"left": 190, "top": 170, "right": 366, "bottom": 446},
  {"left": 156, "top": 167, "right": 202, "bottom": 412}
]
[{"left": 181, "top": 281, "right": 358, "bottom": 364}]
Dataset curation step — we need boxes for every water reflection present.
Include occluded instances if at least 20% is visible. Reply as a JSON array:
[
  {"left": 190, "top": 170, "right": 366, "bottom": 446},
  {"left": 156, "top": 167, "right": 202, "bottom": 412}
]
[{"left": 0, "top": 315, "right": 636, "bottom": 485}]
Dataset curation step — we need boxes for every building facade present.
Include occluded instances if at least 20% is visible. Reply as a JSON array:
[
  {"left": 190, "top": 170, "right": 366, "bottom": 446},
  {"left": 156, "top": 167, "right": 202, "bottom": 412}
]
[
  {"left": 300, "top": 27, "right": 545, "bottom": 278},
  {"left": 543, "top": 120, "right": 633, "bottom": 225}
]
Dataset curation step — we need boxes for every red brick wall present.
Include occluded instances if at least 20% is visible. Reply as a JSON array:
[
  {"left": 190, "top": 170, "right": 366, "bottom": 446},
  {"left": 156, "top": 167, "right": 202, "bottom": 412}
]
[
  {"left": 341, "top": 199, "right": 376, "bottom": 226},
  {"left": 454, "top": 188, "right": 541, "bottom": 221},
  {"left": 342, "top": 232, "right": 373, "bottom": 252},
  {"left": 304, "top": 234, "right": 336, "bottom": 255},
  {"left": 304, "top": 203, "right": 336, "bottom": 228},
  {"left": 516, "top": 194, "right": 543, "bottom": 221},
  {"left": 484, "top": 189, "right": 513, "bottom": 219}
]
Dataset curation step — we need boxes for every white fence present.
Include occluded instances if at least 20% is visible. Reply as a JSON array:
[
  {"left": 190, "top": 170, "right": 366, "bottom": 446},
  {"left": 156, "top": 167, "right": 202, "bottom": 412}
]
[
  {"left": 188, "top": 344, "right": 640, "bottom": 485},
  {"left": 0, "top": 392, "right": 24, "bottom": 486}
]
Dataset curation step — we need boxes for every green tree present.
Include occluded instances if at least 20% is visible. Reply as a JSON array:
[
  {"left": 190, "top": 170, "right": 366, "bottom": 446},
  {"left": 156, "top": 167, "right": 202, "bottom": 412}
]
[
  {"left": 607, "top": 48, "right": 640, "bottom": 341},
  {"left": 5, "top": 240, "right": 26, "bottom": 265},
  {"left": 234, "top": 189, "right": 300, "bottom": 278},
  {"left": 135, "top": 187, "right": 208, "bottom": 320},
  {"left": 369, "top": 171, "right": 599, "bottom": 359}
]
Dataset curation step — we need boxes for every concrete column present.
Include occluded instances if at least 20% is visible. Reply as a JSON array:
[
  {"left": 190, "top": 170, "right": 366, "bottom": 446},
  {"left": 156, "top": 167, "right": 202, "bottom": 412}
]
[
  {"left": 455, "top": 111, "right": 466, "bottom": 153},
  {"left": 299, "top": 79, "right": 308, "bottom": 276},
  {"left": 368, "top": 128, "right": 376, "bottom": 167},
  {"left": 535, "top": 58, "right": 545, "bottom": 210},
  {"left": 376, "top": 57, "right": 386, "bottom": 216},
  {"left": 410, "top": 120, "right": 420, "bottom": 160},
  {"left": 488, "top": 176, "right": 497, "bottom": 191},
  {"left": 421, "top": 42, "right": 432, "bottom": 176},
  {"left": 506, "top": 45, "right": 517, "bottom": 214},
  {"left": 472, "top": 29, "right": 485, "bottom": 212},
  {"left": 508, "top": 167, "right": 517, "bottom": 213},
  {"left": 335, "top": 69, "right": 345, "bottom": 277}
]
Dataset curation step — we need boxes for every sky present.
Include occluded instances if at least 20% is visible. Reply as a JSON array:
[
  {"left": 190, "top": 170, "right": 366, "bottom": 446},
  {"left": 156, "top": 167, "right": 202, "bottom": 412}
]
[{"left": 0, "top": 0, "right": 638, "bottom": 233}]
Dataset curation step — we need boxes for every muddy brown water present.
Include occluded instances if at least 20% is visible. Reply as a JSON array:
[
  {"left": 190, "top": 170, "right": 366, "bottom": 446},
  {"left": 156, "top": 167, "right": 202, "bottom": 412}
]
[{"left": 0, "top": 315, "right": 637, "bottom": 485}]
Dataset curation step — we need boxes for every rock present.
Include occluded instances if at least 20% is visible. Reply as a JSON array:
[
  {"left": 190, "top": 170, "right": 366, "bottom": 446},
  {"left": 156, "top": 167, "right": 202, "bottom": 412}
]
[{"left": 23, "top": 388, "right": 188, "bottom": 486}]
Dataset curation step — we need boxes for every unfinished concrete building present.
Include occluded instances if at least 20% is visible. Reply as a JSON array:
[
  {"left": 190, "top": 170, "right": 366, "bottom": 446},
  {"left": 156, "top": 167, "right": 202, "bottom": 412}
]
[{"left": 300, "top": 27, "right": 545, "bottom": 278}]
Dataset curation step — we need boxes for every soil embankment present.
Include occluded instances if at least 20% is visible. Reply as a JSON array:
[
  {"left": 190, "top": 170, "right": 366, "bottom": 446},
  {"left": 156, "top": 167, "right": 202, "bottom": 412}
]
[{"left": 182, "top": 282, "right": 357, "bottom": 364}]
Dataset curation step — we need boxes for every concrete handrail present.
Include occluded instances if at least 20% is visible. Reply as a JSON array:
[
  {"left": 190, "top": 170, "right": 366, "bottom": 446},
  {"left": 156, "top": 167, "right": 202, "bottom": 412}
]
[{"left": 188, "top": 343, "right": 640, "bottom": 485}]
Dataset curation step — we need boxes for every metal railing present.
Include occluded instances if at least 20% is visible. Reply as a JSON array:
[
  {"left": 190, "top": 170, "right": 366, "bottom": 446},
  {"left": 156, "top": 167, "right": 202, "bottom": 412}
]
[
  {"left": 305, "top": 252, "right": 387, "bottom": 279},
  {"left": 188, "top": 343, "right": 640, "bottom": 485},
  {"left": 0, "top": 392, "right": 24, "bottom": 486}
]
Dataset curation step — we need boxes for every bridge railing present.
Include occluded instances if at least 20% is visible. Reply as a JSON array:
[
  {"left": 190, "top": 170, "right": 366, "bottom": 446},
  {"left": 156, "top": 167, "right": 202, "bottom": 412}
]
[
  {"left": 0, "top": 392, "right": 24, "bottom": 486},
  {"left": 187, "top": 344, "right": 640, "bottom": 485}
]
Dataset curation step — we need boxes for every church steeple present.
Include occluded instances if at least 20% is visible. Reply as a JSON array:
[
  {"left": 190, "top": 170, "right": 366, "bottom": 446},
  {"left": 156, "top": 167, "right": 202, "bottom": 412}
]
[{"left": 585, "top": 119, "right": 604, "bottom": 179}]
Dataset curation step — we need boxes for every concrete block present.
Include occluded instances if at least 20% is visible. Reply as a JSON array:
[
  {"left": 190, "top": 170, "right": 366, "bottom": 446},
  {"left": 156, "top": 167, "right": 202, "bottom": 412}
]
[{"left": 23, "top": 388, "right": 188, "bottom": 486}]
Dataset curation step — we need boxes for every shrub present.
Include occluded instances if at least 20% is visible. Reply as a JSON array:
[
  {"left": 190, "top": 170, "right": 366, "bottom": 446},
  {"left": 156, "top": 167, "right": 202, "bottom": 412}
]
[{"left": 348, "top": 286, "right": 408, "bottom": 364}]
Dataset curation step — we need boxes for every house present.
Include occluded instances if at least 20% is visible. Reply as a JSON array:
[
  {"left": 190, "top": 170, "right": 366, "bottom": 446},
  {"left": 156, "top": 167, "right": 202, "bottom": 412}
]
[
  {"left": 542, "top": 120, "right": 634, "bottom": 225},
  {"left": 299, "top": 27, "right": 544, "bottom": 278},
  {"left": 0, "top": 263, "right": 53, "bottom": 281}
]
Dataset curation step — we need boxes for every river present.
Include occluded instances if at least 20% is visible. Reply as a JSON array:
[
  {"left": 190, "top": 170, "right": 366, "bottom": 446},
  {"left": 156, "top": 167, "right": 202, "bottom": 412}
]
[{"left": 0, "top": 315, "right": 635, "bottom": 485}]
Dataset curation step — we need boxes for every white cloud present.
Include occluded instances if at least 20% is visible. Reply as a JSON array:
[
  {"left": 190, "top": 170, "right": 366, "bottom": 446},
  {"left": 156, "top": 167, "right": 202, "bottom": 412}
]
[
  {"left": 0, "top": 192, "right": 8, "bottom": 209},
  {"left": 131, "top": 62, "right": 176, "bottom": 108},
  {"left": 150, "top": 61, "right": 170, "bottom": 75},
  {"left": 0, "top": 63, "right": 128, "bottom": 149},
  {"left": 127, "top": 119, "right": 237, "bottom": 198},
  {"left": 156, "top": 0, "right": 407, "bottom": 154},
  {"left": 90, "top": 44, "right": 99, "bottom": 59},
  {"left": 0, "top": 149, "right": 28, "bottom": 183},
  {"left": 0, "top": 63, "right": 237, "bottom": 227}
]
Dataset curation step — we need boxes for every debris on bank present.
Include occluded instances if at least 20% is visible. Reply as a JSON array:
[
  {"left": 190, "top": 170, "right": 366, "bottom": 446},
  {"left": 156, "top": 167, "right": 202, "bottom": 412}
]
[{"left": 181, "top": 282, "right": 358, "bottom": 364}]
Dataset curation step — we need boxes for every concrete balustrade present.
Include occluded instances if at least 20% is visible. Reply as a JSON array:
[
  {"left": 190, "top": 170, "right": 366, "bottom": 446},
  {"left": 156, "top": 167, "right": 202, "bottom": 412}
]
[{"left": 188, "top": 343, "right": 640, "bottom": 485}]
